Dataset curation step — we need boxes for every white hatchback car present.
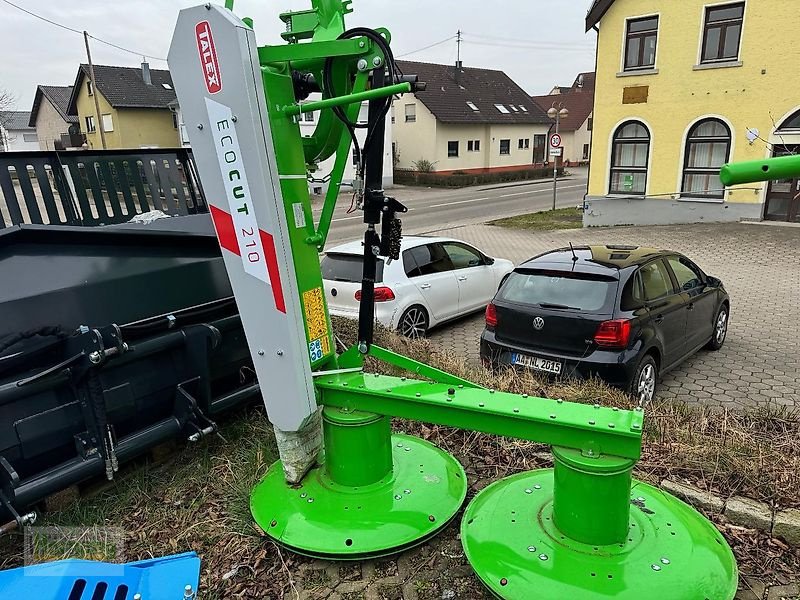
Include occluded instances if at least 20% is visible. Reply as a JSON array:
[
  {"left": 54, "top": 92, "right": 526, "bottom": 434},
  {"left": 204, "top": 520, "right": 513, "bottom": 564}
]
[{"left": 322, "top": 236, "right": 514, "bottom": 338}]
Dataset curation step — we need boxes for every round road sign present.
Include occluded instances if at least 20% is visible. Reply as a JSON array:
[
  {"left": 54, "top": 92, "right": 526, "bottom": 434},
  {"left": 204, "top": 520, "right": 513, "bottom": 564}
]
[{"left": 550, "top": 134, "right": 562, "bottom": 148}]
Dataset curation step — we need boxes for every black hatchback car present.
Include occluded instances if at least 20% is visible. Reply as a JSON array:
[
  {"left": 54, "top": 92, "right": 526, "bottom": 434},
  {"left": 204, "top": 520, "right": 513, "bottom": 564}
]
[{"left": 480, "top": 245, "right": 730, "bottom": 404}]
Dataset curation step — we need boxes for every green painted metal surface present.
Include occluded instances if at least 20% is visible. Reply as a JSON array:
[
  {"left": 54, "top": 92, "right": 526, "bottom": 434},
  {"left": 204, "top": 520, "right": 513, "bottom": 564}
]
[
  {"left": 461, "top": 470, "right": 738, "bottom": 600},
  {"left": 552, "top": 447, "right": 635, "bottom": 545},
  {"left": 251, "top": 434, "right": 467, "bottom": 559},
  {"left": 283, "top": 82, "right": 411, "bottom": 116},
  {"left": 323, "top": 408, "right": 392, "bottom": 487},
  {"left": 317, "top": 372, "right": 644, "bottom": 460},
  {"left": 720, "top": 154, "right": 800, "bottom": 186},
  {"left": 336, "top": 344, "right": 483, "bottom": 389}
]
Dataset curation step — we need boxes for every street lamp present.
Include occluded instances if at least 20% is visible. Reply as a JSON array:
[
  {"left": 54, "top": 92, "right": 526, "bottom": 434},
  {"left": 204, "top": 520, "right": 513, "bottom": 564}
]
[{"left": 547, "top": 103, "right": 569, "bottom": 211}]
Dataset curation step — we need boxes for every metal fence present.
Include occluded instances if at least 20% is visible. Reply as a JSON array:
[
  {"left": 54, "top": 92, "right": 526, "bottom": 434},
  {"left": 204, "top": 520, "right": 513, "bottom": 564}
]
[{"left": 0, "top": 148, "right": 207, "bottom": 229}]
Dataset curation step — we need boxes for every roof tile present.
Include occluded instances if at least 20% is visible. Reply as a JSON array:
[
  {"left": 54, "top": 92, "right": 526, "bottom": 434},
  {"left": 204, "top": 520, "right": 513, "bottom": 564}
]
[
  {"left": 67, "top": 64, "right": 177, "bottom": 115},
  {"left": 397, "top": 60, "right": 550, "bottom": 125}
]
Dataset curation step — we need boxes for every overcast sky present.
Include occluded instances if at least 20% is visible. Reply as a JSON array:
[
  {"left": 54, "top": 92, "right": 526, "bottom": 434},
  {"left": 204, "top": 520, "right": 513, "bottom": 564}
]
[{"left": 0, "top": 0, "right": 596, "bottom": 110}]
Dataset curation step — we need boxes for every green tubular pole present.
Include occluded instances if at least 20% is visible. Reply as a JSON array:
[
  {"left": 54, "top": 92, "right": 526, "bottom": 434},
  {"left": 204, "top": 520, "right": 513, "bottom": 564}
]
[
  {"left": 322, "top": 408, "right": 392, "bottom": 487},
  {"left": 310, "top": 70, "right": 369, "bottom": 248},
  {"left": 551, "top": 447, "right": 634, "bottom": 545},
  {"left": 720, "top": 154, "right": 800, "bottom": 186},
  {"left": 284, "top": 82, "right": 412, "bottom": 116}
]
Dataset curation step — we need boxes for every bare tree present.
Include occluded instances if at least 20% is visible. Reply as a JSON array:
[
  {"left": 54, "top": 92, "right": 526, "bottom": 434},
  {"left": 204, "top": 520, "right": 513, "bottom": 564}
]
[{"left": 0, "top": 87, "right": 17, "bottom": 151}]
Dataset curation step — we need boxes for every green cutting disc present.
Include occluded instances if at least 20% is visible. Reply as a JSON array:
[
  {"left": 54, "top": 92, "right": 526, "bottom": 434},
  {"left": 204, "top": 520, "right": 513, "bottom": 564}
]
[
  {"left": 461, "top": 469, "right": 738, "bottom": 599},
  {"left": 251, "top": 434, "right": 467, "bottom": 559}
]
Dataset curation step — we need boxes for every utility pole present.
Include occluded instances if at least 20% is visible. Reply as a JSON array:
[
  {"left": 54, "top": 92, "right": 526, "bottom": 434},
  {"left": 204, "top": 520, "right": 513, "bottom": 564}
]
[
  {"left": 83, "top": 31, "right": 107, "bottom": 150},
  {"left": 456, "top": 30, "right": 461, "bottom": 64}
]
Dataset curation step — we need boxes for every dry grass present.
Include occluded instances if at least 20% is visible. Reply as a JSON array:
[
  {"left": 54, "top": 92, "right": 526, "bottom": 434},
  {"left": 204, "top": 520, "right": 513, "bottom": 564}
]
[{"left": 0, "top": 316, "right": 797, "bottom": 596}]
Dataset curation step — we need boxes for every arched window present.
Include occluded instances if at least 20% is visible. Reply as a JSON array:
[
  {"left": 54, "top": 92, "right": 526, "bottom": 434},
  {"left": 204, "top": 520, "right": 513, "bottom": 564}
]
[
  {"left": 681, "top": 118, "right": 731, "bottom": 199},
  {"left": 777, "top": 109, "right": 800, "bottom": 132},
  {"left": 609, "top": 121, "right": 650, "bottom": 195}
]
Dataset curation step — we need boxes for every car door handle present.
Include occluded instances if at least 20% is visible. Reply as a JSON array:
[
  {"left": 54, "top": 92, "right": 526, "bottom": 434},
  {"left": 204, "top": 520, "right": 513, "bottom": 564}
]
[
  {"left": 457, "top": 276, "right": 468, "bottom": 281},
  {"left": 686, "top": 303, "right": 695, "bottom": 311},
  {"left": 654, "top": 314, "right": 664, "bottom": 324},
  {"left": 420, "top": 283, "right": 431, "bottom": 290}
]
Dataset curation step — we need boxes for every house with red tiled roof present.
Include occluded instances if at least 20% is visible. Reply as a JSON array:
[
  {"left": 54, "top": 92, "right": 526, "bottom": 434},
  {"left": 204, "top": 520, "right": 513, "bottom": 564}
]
[{"left": 532, "top": 72, "right": 595, "bottom": 166}]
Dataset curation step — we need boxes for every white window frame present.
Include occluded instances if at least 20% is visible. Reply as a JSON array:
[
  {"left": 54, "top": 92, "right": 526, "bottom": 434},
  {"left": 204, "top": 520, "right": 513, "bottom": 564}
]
[
  {"left": 102, "top": 113, "right": 114, "bottom": 132},
  {"left": 605, "top": 117, "right": 654, "bottom": 197},
  {"left": 675, "top": 114, "right": 735, "bottom": 203}
]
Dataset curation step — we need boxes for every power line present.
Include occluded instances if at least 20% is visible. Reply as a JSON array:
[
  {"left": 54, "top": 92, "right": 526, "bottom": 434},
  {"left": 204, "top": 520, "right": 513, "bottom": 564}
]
[
  {"left": 463, "top": 39, "right": 595, "bottom": 53},
  {"left": 464, "top": 30, "right": 595, "bottom": 50},
  {"left": 0, "top": 0, "right": 167, "bottom": 61},
  {"left": 396, "top": 36, "right": 456, "bottom": 58}
]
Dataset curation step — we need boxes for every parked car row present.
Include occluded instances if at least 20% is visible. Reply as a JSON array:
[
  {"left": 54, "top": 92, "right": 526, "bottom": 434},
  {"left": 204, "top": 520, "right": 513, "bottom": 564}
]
[{"left": 323, "top": 239, "right": 730, "bottom": 404}]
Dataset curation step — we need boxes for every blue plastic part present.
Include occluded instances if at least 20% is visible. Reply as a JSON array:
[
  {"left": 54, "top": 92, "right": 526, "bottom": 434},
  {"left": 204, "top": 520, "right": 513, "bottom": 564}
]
[{"left": 0, "top": 551, "right": 200, "bottom": 599}]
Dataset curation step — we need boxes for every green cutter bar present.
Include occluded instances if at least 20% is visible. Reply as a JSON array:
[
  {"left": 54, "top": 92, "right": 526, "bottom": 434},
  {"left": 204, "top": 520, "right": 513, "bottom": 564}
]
[{"left": 164, "top": 1, "right": 773, "bottom": 597}]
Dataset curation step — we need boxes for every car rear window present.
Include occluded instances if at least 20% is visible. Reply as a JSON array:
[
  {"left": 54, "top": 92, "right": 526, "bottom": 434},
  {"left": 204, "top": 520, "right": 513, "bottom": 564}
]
[
  {"left": 498, "top": 270, "right": 617, "bottom": 313},
  {"left": 321, "top": 253, "right": 384, "bottom": 283}
]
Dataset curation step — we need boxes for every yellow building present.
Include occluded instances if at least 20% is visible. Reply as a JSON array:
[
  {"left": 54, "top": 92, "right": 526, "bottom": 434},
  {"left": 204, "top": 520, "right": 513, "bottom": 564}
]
[
  {"left": 585, "top": 0, "right": 800, "bottom": 225},
  {"left": 66, "top": 63, "right": 181, "bottom": 150}
]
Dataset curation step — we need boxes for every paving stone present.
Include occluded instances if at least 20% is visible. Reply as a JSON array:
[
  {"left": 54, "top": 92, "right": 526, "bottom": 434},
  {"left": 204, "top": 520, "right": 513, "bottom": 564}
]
[
  {"left": 766, "top": 584, "right": 800, "bottom": 600},
  {"left": 725, "top": 496, "right": 773, "bottom": 531},
  {"left": 773, "top": 508, "right": 800, "bottom": 547},
  {"left": 426, "top": 222, "right": 799, "bottom": 412},
  {"left": 661, "top": 479, "right": 724, "bottom": 513}
]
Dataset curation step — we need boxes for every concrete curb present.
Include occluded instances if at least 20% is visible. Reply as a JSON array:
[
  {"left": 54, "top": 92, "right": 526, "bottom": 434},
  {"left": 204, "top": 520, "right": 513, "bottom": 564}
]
[{"left": 660, "top": 479, "right": 800, "bottom": 547}]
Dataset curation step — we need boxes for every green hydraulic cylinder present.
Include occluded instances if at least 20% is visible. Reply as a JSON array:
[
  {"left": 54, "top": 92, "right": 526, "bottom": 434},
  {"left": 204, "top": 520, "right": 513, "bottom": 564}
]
[{"left": 720, "top": 154, "right": 800, "bottom": 186}]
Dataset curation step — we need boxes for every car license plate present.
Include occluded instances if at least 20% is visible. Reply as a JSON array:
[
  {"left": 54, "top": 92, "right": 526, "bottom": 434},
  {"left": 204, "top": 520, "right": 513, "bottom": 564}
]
[{"left": 512, "top": 353, "right": 563, "bottom": 375}]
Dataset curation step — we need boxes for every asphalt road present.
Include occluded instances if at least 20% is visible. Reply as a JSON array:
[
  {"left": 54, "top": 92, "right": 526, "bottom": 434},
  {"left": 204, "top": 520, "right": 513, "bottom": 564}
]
[{"left": 322, "top": 171, "right": 589, "bottom": 247}]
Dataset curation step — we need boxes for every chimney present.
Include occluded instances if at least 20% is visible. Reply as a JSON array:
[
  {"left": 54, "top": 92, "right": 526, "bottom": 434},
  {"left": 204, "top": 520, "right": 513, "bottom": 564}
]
[
  {"left": 141, "top": 60, "right": 152, "bottom": 85},
  {"left": 454, "top": 60, "right": 463, "bottom": 84}
]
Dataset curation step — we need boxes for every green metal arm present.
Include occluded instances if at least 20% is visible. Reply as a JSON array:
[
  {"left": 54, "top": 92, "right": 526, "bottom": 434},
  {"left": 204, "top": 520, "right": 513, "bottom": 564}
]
[
  {"left": 337, "top": 344, "right": 483, "bottom": 389},
  {"left": 317, "top": 372, "right": 643, "bottom": 460},
  {"left": 720, "top": 154, "right": 800, "bottom": 186},
  {"left": 283, "top": 82, "right": 411, "bottom": 117}
]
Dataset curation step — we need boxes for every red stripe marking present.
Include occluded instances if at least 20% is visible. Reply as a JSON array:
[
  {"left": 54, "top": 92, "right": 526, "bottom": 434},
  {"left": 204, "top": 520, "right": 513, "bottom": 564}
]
[
  {"left": 209, "top": 205, "right": 287, "bottom": 315},
  {"left": 209, "top": 205, "right": 239, "bottom": 255},
  {"left": 260, "top": 229, "right": 287, "bottom": 314}
]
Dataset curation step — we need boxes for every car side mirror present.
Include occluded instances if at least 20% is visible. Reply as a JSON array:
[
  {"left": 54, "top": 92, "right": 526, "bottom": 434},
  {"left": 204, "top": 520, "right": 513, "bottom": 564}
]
[
  {"left": 484, "top": 256, "right": 495, "bottom": 266},
  {"left": 706, "top": 276, "right": 719, "bottom": 287}
]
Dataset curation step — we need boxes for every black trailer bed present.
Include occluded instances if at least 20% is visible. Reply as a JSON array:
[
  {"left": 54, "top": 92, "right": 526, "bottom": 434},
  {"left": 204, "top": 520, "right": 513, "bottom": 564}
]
[{"left": 0, "top": 219, "right": 258, "bottom": 526}]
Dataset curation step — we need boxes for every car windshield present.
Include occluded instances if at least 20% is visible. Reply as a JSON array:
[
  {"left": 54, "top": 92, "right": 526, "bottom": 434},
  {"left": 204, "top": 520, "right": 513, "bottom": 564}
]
[
  {"left": 498, "top": 271, "right": 617, "bottom": 313},
  {"left": 321, "top": 253, "right": 384, "bottom": 283}
]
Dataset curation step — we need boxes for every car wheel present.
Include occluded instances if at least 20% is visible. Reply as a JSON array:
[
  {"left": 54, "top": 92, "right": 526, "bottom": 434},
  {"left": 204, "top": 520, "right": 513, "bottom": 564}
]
[
  {"left": 629, "top": 354, "right": 658, "bottom": 406},
  {"left": 706, "top": 304, "right": 729, "bottom": 351},
  {"left": 398, "top": 305, "right": 429, "bottom": 339}
]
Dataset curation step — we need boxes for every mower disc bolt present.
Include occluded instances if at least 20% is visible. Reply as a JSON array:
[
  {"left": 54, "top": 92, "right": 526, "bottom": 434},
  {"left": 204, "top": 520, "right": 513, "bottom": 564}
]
[
  {"left": 357, "top": 59, "right": 369, "bottom": 71},
  {"left": 373, "top": 56, "right": 383, "bottom": 67},
  {"left": 88, "top": 351, "right": 102, "bottom": 364}
]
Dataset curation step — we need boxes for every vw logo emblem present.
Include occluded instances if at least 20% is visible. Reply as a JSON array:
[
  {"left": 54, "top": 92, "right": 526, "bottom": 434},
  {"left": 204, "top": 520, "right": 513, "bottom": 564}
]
[{"left": 532, "top": 317, "right": 545, "bottom": 331}]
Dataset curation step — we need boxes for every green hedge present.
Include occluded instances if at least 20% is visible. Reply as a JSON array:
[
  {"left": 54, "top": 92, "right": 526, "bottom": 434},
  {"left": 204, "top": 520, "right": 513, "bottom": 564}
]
[{"left": 394, "top": 166, "right": 564, "bottom": 188}]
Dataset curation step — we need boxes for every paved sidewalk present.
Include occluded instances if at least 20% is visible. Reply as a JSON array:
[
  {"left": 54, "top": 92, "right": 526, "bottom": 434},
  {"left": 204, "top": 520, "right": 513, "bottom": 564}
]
[{"left": 427, "top": 222, "right": 799, "bottom": 411}]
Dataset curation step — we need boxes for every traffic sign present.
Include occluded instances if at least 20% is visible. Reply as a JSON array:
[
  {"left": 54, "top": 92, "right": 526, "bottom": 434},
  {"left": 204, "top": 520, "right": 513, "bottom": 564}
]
[
  {"left": 550, "top": 133, "right": 562, "bottom": 148},
  {"left": 549, "top": 147, "right": 563, "bottom": 157}
]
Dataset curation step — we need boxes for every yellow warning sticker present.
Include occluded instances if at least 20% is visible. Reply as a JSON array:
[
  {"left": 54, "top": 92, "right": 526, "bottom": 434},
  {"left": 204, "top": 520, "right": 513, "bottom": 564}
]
[{"left": 303, "top": 287, "right": 330, "bottom": 359}]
